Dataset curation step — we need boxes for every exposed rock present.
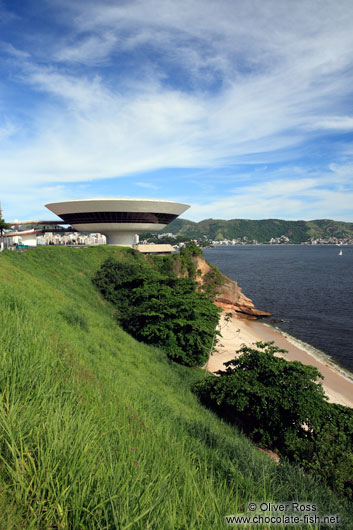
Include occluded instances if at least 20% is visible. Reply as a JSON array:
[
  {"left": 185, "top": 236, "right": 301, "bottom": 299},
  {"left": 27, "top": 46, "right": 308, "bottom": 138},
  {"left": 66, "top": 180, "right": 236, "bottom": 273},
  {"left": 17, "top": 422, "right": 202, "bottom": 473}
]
[{"left": 192, "top": 255, "right": 271, "bottom": 318}]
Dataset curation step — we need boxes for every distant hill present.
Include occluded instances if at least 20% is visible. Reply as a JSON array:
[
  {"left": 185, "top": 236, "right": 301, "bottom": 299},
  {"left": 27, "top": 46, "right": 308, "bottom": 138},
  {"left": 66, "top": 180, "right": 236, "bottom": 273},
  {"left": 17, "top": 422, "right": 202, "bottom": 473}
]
[{"left": 160, "top": 218, "right": 353, "bottom": 243}]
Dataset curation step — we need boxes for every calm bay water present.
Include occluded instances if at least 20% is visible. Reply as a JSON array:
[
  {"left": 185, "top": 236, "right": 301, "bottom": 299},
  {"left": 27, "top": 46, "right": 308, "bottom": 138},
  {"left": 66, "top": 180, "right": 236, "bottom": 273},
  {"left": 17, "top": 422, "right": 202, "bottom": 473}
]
[{"left": 203, "top": 245, "right": 353, "bottom": 373}]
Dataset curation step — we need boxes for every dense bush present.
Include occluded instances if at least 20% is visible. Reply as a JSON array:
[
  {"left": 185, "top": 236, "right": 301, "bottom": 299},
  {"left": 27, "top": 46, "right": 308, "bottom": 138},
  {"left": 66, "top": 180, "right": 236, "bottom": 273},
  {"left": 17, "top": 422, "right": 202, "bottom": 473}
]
[
  {"left": 178, "top": 242, "right": 203, "bottom": 277},
  {"left": 202, "top": 265, "right": 224, "bottom": 297},
  {"left": 286, "top": 402, "right": 353, "bottom": 500},
  {"left": 93, "top": 253, "right": 220, "bottom": 366},
  {"left": 193, "top": 342, "right": 327, "bottom": 447},
  {"left": 193, "top": 341, "right": 353, "bottom": 501}
]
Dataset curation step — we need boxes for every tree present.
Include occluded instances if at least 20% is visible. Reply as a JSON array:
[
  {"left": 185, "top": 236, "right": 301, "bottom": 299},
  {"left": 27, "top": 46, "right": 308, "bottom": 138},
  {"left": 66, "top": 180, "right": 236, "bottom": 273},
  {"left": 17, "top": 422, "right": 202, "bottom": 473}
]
[
  {"left": 0, "top": 217, "right": 10, "bottom": 250},
  {"left": 193, "top": 341, "right": 327, "bottom": 448},
  {"left": 93, "top": 255, "right": 221, "bottom": 366},
  {"left": 193, "top": 341, "right": 353, "bottom": 501},
  {"left": 286, "top": 402, "right": 353, "bottom": 500},
  {"left": 129, "top": 276, "right": 220, "bottom": 365}
]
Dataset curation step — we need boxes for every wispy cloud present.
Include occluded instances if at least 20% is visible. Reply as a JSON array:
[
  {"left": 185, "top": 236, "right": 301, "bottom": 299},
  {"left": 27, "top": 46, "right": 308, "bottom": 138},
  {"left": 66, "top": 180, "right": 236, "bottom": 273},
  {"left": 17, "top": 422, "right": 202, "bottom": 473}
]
[
  {"left": 307, "top": 117, "right": 353, "bottom": 131},
  {"left": 0, "top": 0, "right": 353, "bottom": 220},
  {"left": 188, "top": 165, "right": 353, "bottom": 221},
  {"left": 135, "top": 182, "right": 159, "bottom": 190},
  {"left": 0, "top": 41, "right": 30, "bottom": 59},
  {"left": 54, "top": 33, "right": 118, "bottom": 65}
]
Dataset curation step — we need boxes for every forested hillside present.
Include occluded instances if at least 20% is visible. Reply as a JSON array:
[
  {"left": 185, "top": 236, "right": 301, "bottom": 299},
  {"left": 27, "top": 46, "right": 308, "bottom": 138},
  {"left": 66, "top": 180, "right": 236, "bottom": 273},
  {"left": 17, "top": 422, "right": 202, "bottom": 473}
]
[{"left": 159, "top": 218, "right": 353, "bottom": 243}]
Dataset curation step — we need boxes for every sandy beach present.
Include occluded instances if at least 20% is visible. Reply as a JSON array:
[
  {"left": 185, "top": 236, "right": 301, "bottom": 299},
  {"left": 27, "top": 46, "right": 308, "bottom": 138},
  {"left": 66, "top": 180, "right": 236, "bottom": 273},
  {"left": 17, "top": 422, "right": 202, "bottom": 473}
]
[{"left": 205, "top": 311, "right": 353, "bottom": 408}]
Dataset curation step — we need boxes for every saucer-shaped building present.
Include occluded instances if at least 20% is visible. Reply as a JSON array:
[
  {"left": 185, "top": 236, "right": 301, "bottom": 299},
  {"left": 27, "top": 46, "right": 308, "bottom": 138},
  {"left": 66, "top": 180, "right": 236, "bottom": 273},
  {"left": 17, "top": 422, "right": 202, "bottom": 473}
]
[{"left": 45, "top": 198, "right": 189, "bottom": 246}]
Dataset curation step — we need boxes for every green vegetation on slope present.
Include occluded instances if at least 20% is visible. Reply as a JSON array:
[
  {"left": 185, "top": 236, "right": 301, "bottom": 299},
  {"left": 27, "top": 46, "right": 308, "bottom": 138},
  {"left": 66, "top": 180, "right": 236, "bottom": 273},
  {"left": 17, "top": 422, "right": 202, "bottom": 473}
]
[
  {"left": 92, "top": 248, "right": 220, "bottom": 367},
  {"left": 156, "top": 218, "right": 353, "bottom": 243},
  {"left": 0, "top": 247, "right": 351, "bottom": 529},
  {"left": 193, "top": 342, "right": 353, "bottom": 501}
]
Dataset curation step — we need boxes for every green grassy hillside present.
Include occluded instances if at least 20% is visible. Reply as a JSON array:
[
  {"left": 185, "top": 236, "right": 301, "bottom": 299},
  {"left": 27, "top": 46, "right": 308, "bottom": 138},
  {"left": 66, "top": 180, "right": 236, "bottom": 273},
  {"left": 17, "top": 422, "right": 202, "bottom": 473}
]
[{"left": 0, "top": 246, "right": 351, "bottom": 529}]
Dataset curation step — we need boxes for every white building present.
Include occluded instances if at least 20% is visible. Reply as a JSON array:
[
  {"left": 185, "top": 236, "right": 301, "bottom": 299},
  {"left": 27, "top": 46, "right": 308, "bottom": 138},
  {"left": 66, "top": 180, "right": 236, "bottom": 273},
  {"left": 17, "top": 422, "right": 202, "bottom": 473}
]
[{"left": 45, "top": 198, "right": 189, "bottom": 246}]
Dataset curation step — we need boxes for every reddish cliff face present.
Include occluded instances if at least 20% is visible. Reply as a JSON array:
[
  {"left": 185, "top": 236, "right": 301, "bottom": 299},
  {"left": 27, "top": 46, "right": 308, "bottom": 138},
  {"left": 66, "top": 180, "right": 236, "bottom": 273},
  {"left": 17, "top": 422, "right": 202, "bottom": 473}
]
[{"left": 192, "top": 256, "right": 271, "bottom": 318}]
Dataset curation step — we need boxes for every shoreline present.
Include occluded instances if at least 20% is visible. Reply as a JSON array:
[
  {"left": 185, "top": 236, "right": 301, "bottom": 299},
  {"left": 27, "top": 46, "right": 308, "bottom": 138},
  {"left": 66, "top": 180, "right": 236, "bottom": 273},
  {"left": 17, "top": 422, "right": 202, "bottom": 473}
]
[
  {"left": 262, "top": 322, "right": 353, "bottom": 385},
  {"left": 206, "top": 311, "right": 353, "bottom": 409}
]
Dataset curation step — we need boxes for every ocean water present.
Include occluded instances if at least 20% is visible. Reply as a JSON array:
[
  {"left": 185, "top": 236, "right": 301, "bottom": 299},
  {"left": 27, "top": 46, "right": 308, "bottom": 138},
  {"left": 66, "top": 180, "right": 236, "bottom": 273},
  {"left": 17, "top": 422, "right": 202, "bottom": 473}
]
[{"left": 203, "top": 245, "right": 353, "bottom": 374}]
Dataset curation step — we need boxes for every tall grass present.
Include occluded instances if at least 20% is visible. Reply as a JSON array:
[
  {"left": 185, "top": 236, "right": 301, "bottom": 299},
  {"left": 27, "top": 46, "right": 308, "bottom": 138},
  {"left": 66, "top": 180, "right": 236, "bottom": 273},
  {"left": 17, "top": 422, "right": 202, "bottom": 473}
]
[{"left": 0, "top": 246, "right": 351, "bottom": 529}]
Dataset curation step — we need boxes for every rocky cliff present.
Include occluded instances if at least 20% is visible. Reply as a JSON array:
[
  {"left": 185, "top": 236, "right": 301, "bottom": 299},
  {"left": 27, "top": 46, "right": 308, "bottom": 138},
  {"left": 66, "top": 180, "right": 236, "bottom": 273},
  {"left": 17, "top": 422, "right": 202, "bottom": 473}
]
[{"left": 192, "top": 255, "right": 271, "bottom": 317}]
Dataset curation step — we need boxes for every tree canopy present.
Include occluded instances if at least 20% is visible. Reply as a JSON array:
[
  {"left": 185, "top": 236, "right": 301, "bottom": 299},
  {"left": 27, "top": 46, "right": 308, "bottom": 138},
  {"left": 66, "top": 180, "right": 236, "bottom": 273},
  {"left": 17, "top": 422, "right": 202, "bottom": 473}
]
[
  {"left": 194, "top": 341, "right": 327, "bottom": 447},
  {"left": 0, "top": 217, "right": 9, "bottom": 236},
  {"left": 193, "top": 341, "right": 353, "bottom": 501},
  {"left": 93, "top": 253, "right": 220, "bottom": 366}
]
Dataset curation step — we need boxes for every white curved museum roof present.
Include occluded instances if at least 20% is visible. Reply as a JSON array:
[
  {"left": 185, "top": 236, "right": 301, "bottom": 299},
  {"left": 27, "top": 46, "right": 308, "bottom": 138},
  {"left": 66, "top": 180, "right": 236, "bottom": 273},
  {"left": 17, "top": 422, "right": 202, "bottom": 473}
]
[
  {"left": 46, "top": 198, "right": 189, "bottom": 216},
  {"left": 45, "top": 198, "right": 190, "bottom": 245}
]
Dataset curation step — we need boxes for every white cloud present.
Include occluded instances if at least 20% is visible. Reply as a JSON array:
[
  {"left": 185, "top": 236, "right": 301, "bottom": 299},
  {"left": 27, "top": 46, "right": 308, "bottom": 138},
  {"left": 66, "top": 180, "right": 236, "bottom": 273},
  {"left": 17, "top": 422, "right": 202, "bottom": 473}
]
[
  {"left": 0, "top": 120, "right": 17, "bottom": 140},
  {"left": 1, "top": 185, "right": 71, "bottom": 221},
  {"left": 0, "top": 42, "right": 30, "bottom": 59},
  {"left": 135, "top": 182, "right": 159, "bottom": 190},
  {"left": 1, "top": 0, "right": 353, "bottom": 220},
  {"left": 188, "top": 178, "right": 353, "bottom": 222},
  {"left": 54, "top": 33, "right": 118, "bottom": 65},
  {"left": 308, "top": 117, "right": 353, "bottom": 131},
  {"left": 184, "top": 162, "right": 353, "bottom": 221}
]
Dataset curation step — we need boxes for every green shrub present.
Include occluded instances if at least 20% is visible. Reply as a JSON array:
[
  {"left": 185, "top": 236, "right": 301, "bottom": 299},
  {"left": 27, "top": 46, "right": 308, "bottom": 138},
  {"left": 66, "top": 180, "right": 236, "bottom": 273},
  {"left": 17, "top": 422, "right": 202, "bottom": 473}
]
[
  {"left": 179, "top": 242, "right": 203, "bottom": 277},
  {"left": 202, "top": 265, "right": 224, "bottom": 296},
  {"left": 93, "top": 256, "right": 220, "bottom": 366},
  {"left": 286, "top": 402, "right": 353, "bottom": 500},
  {"left": 194, "top": 342, "right": 326, "bottom": 447},
  {"left": 193, "top": 341, "right": 353, "bottom": 501}
]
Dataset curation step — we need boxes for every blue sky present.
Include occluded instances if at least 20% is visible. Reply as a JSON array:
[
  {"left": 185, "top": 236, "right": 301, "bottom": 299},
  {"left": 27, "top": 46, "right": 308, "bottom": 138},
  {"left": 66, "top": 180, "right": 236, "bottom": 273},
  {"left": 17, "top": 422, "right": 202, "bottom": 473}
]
[{"left": 1, "top": 0, "right": 353, "bottom": 222}]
